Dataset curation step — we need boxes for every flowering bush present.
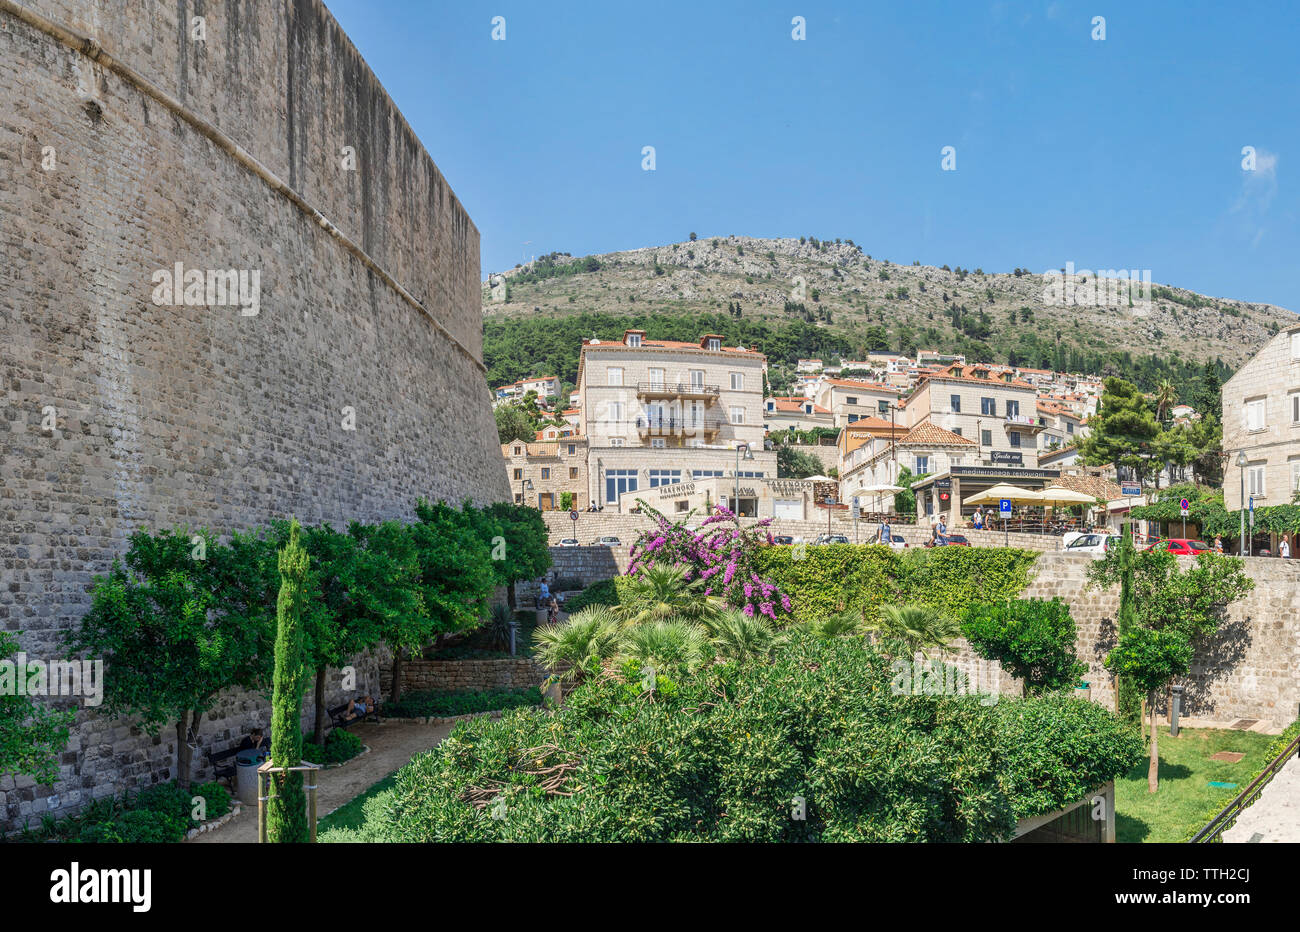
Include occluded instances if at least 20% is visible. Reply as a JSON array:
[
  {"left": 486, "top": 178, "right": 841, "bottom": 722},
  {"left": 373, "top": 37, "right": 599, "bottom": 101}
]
[{"left": 627, "top": 501, "right": 794, "bottom": 622}]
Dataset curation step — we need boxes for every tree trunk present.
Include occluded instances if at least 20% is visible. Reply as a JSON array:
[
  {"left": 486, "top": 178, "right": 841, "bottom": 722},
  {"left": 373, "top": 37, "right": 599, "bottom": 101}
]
[
  {"left": 391, "top": 647, "right": 404, "bottom": 704},
  {"left": 176, "top": 709, "right": 202, "bottom": 789},
  {"left": 1147, "top": 690, "right": 1160, "bottom": 794},
  {"left": 507, "top": 580, "right": 517, "bottom": 612},
  {"left": 313, "top": 665, "right": 327, "bottom": 742}
]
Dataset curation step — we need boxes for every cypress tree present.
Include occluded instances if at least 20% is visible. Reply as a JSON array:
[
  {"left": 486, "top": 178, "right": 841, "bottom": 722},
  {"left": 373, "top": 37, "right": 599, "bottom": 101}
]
[
  {"left": 1115, "top": 522, "right": 1143, "bottom": 733},
  {"left": 267, "top": 519, "right": 310, "bottom": 843}
]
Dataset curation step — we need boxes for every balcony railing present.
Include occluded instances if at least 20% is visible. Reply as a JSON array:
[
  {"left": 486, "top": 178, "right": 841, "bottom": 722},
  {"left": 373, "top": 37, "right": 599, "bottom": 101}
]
[
  {"left": 635, "top": 415, "right": 724, "bottom": 435},
  {"left": 636, "top": 381, "right": 721, "bottom": 398},
  {"left": 1004, "top": 414, "right": 1047, "bottom": 430}
]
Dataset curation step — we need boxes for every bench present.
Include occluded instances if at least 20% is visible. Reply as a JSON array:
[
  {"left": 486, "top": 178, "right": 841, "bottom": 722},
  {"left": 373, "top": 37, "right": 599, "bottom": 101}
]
[
  {"left": 206, "top": 746, "right": 240, "bottom": 784},
  {"left": 328, "top": 702, "right": 380, "bottom": 730}
]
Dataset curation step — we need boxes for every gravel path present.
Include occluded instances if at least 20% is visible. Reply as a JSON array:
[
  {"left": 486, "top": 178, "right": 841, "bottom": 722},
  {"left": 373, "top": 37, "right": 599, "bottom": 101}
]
[
  {"left": 190, "top": 720, "right": 456, "bottom": 844},
  {"left": 1221, "top": 753, "right": 1300, "bottom": 843}
]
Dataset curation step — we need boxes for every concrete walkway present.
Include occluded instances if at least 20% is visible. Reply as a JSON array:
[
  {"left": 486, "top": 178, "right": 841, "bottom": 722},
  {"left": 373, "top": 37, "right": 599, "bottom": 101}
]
[
  {"left": 1221, "top": 752, "right": 1300, "bottom": 843},
  {"left": 191, "top": 720, "right": 456, "bottom": 844}
]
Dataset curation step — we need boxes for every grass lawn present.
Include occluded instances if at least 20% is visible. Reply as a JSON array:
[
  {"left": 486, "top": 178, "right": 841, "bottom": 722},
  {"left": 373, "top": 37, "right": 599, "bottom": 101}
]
[
  {"left": 318, "top": 771, "right": 400, "bottom": 838},
  {"left": 1115, "top": 726, "right": 1275, "bottom": 843}
]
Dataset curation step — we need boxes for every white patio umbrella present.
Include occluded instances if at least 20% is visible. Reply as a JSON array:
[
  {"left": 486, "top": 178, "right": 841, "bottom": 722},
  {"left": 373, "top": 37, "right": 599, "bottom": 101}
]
[
  {"left": 861, "top": 483, "right": 905, "bottom": 513},
  {"left": 1037, "top": 486, "right": 1097, "bottom": 505},
  {"left": 963, "top": 483, "right": 1044, "bottom": 507}
]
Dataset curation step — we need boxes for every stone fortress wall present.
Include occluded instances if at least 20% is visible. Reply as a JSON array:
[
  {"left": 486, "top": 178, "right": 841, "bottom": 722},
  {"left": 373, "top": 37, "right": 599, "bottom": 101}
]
[{"left": 0, "top": 0, "right": 509, "bottom": 829}]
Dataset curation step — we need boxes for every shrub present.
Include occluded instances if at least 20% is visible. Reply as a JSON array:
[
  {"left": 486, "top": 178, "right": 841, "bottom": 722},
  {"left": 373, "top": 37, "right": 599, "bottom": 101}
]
[
  {"left": 962, "top": 598, "right": 1086, "bottom": 695},
  {"left": 193, "top": 781, "right": 232, "bottom": 820},
  {"left": 359, "top": 633, "right": 1139, "bottom": 842},
  {"left": 303, "top": 727, "right": 365, "bottom": 765},
  {"left": 561, "top": 579, "right": 622, "bottom": 613}
]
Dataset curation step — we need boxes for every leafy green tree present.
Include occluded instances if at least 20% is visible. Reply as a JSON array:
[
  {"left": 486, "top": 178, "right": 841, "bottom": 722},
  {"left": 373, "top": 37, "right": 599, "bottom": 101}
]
[
  {"left": 1188, "top": 415, "right": 1223, "bottom": 486},
  {"left": 495, "top": 404, "right": 535, "bottom": 444},
  {"left": 0, "top": 631, "right": 73, "bottom": 785},
  {"left": 483, "top": 502, "right": 552, "bottom": 610},
  {"left": 1104, "top": 627, "right": 1193, "bottom": 793},
  {"left": 1080, "top": 377, "right": 1161, "bottom": 486},
  {"left": 67, "top": 528, "right": 271, "bottom": 787},
  {"left": 777, "top": 445, "right": 824, "bottom": 479},
  {"left": 894, "top": 466, "right": 916, "bottom": 517},
  {"left": 961, "top": 598, "right": 1086, "bottom": 695},
  {"left": 267, "top": 520, "right": 310, "bottom": 842}
]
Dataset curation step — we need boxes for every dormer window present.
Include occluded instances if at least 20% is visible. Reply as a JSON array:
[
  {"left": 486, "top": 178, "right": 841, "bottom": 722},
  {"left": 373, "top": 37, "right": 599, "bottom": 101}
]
[
  {"left": 628, "top": 334, "right": 641, "bottom": 347},
  {"left": 707, "top": 338, "right": 721, "bottom": 351},
  {"left": 804, "top": 404, "right": 812, "bottom": 414}
]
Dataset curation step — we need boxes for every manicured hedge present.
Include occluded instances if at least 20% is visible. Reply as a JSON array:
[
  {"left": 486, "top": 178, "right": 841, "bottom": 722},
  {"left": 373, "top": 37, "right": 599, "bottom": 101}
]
[
  {"left": 346, "top": 633, "right": 1138, "bottom": 843},
  {"left": 751, "top": 545, "right": 1039, "bottom": 624}
]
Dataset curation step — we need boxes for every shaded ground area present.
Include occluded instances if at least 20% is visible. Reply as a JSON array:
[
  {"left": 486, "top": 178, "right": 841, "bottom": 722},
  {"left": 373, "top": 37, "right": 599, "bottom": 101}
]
[
  {"left": 1115, "top": 726, "right": 1275, "bottom": 843},
  {"left": 1221, "top": 753, "right": 1300, "bottom": 843},
  {"left": 191, "top": 720, "right": 455, "bottom": 844}
]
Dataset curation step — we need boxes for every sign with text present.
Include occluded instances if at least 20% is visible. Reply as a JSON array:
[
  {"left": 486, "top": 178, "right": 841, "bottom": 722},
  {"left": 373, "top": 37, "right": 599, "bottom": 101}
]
[
  {"left": 999, "top": 499, "right": 1012, "bottom": 515},
  {"left": 990, "top": 451, "right": 1023, "bottom": 466},
  {"left": 1120, "top": 483, "right": 1141, "bottom": 496}
]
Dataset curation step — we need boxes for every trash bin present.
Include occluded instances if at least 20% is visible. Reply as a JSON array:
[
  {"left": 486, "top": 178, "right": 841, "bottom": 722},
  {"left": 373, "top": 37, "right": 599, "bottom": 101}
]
[
  {"left": 236, "top": 750, "right": 266, "bottom": 806},
  {"left": 1074, "top": 681, "right": 1091, "bottom": 701}
]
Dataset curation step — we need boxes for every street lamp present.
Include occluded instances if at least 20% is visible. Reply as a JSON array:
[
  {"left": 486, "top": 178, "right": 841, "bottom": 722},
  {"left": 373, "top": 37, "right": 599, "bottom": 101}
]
[
  {"left": 520, "top": 477, "right": 534, "bottom": 508},
  {"left": 734, "top": 443, "right": 753, "bottom": 516},
  {"left": 1236, "top": 451, "right": 1248, "bottom": 557}
]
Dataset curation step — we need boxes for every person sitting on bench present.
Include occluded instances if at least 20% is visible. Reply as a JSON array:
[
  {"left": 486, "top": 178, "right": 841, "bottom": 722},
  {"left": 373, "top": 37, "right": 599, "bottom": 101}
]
[
  {"left": 342, "top": 695, "right": 377, "bottom": 722},
  {"left": 236, "top": 727, "right": 269, "bottom": 752}
]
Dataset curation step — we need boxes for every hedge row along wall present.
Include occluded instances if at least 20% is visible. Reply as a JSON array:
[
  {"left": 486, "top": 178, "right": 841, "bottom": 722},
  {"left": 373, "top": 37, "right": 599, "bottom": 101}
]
[{"left": 750, "top": 546, "right": 1040, "bottom": 625}]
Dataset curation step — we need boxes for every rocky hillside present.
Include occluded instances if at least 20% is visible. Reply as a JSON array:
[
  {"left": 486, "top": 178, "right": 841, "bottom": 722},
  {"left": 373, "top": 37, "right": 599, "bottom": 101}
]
[{"left": 481, "top": 235, "right": 1294, "bottom": 390}]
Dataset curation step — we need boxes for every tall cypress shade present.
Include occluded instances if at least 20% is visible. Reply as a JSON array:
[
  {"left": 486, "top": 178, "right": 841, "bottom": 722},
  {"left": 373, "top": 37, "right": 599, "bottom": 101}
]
[
  {"left": 1115, "top": 522, "right": 1143, "bottom": 732},
  {"left": 267, "top": 519, "right": 310, "bottom": 843}
]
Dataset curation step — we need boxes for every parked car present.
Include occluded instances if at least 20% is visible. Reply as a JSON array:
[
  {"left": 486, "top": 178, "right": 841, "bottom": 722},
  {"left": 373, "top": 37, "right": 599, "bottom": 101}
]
[
  {"left": 771, "top": 535, "right": 794, "bottom": 545},
  {"left": 558, "top": 538, "right": 580, "bottom": 547},
  {"left": 925, "top": 534, "right": 971, "bottom": 548},
  {"left": 814, "top": 534, "right": 851, "bottom": 545},
  {"left": 1145, "top": 538, "right": 1211, "bottom": 555},
  {"left": 591, "top": 536, "right": 622, "bottom": 546},
  {"left": 887, "top": 537, "right": 909, "bottom": 549},
  {"left": 1063, "top": 533, "right": 1122, "bottom": 557}
]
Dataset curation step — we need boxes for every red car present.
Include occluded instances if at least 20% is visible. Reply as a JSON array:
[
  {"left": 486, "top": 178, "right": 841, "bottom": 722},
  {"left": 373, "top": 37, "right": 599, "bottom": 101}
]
[{"left": 1145, "top": 538, "right": 1211, "bottom": 555}]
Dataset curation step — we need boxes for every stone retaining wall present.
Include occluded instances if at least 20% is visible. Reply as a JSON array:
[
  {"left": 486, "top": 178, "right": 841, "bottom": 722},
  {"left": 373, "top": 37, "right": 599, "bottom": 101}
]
[{"left": 382, "top": 658, "right": 549, "bottom": 695}]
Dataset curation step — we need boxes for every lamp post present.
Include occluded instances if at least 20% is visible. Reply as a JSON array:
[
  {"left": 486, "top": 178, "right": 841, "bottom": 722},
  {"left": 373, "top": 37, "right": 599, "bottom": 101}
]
[
  {"left": 520, "top": 477, "right": 534, "bottom": 508},
  {"left": 1236, "top": 451, "right": 1248, "bottom": 557},
  {"left": 734, "top": 443, "right": 753, "bottom": 516}
]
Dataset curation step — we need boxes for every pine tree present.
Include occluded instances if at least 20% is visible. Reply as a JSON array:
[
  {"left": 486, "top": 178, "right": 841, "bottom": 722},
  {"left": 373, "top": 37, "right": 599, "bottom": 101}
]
[{"left": 267, "top": 519, "right": 310, "bottom": 843}]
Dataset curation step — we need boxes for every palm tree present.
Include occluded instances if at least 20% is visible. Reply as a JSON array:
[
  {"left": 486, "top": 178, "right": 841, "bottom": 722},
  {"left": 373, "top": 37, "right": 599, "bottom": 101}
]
[
  {"left": 705, "top": 610, "right": 787, "bottom": 663},
  {"left": 804, "top": 609, "right": 866, "bottom": 639},
  {"left": 868, "top": 604, "right": 961, "bottom": 657},
  {"left": 616, "top": 564, "right": 723, "bottom": 628},
  {"left": 1153, "top": 378, "right": 1177, "bottom": 423},
  {"left": 616, "top": 620, "right": 710, "bottom": 674},
  {"left": 531, "top": 606, "right": 621, "bottom": 682}
]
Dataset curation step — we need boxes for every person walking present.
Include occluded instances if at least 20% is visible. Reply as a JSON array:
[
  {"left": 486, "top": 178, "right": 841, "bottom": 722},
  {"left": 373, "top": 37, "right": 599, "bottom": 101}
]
[
  {"left": 972, "top": 507, "right": 984, "bottom": 530},
  {"left": 1213, "top": 535, "right": 1224, "bottom": 553},
  {"left": 1280, "top": 536, "right": 1291, "bottom": 559},
  {"left": 879, "top": 519, "right": 892, "bottom": 544}
]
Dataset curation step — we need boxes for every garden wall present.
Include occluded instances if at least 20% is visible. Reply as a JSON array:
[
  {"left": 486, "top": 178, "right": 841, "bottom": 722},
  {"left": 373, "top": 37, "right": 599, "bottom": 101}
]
[
  {"left": 383, "top": 659, "right": 549, "bottom": 695},
  {"left": 0, "top": 0, "right": 507, "bottom": 831}
]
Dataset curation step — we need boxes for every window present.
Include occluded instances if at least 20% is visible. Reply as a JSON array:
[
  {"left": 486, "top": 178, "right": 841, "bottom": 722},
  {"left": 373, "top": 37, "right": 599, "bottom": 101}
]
[
  {"left": 692, "top": 469, "right": 724, "bottom": 479},
  {"left": 1010, "top": 431, "right": 1021, "bottom": 448},
  {"left": 627, "top": 333, "right": 642, "bottom": 348},
  {"left": 734, "top": 471, "right": 764, "bottom": 479},
  {"left": 606, "top": 401, "right": 624, "bottom": 424},
  {"left": 513, "top": 445, "right": 522, "bottom": 455},
  {"left": 950, "top": 394, "right": 961, "bottom": 413},
  {"left": 1290, "top": 457, "right": 1300, "bottom": 493},
  {"left": 651, "top": 438, "right": 666, "bottom": 449},
  {"left": 846, "top": 396, "right": 859, "bottom": 406},
  {"left": 512, "top": 469, "right": 523, "bottom": 480},
  {"left": 607, "top": 367, "right": 624, "bottom": 386},
  {"left": 1066, "top": 422, "right": 1074, "bottom": 434},
  {"left": 981, "top": 429, "right": 992, "bottom": 446},
  {"left": 730, "top": 406, "right": 745, "bottom": 424},
  {"left": 1248, "top": 464, "right": 1266, "bottom": 497},
  {"left": 914, "top": 455, "right": 930, "bottom": 475},
  {"left": 878, "top": 400, "right": 890, "bottom": 414},
  {"left": 707, "top": 338, "right": 721, "bottom": 351},
  {"left": 730, "top": 372, "right": 744, "bottom": 391},
  {"left": 569, "top": 467, "right": 579, "bottom": 479},
  {"left": 541, "top": 468, "right": 550, "bottom": 479},
  {"left": 649, "top": 469, "right": 681, "bottom": 487},
  {"left": 981, "top": 397, "right": 995, "bottom": 416},
  {"left": 1291, "top": 392, "right": 1300, "bottom": 424},
  {"left": 847, "top": 414, "right": 859, "bottom": 423},
  {"left": 647, "top": 367, "right": 664, "bottom": 385},
  {"left": 1292, "top": 331, "right": 1300, "bottom": 359},
  {"left": 1245, "top": 397, "right": 1266, "bottom": 432},
  {"left": 1006, "top": 400, "right": 1020, "bottom": 418},
  {"left": 605, "top": 469, "right": 638, "bottom": 503},
  {"left": 568, "top": 443, "right": 576, "bottom": 455},
  {"left": 689, "top": 369, "right": 705, "bottom": 387},
  {"left": 766, "top": 400, "right": 775, "bottom": 411},
  {"left": 610, "top": 438, "right": 625, "bottom": 447},
  {"left": 952, "top": 427, "right": 962, "bottom": 436},
  {"left": 804, "top": 404, "right": 812, "bottom": 414}
]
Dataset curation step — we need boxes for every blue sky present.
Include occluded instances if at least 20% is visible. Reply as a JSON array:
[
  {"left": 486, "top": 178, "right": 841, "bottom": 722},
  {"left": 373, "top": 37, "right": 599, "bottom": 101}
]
[{"left": 325, "top": 0, "right": 1298, "bottom": 311}]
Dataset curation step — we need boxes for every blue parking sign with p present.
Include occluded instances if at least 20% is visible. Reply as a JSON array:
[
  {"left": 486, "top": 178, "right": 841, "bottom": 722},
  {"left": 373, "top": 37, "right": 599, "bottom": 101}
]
[{"left": 999, "top": 499, "right": 1012, "bottom": 515}]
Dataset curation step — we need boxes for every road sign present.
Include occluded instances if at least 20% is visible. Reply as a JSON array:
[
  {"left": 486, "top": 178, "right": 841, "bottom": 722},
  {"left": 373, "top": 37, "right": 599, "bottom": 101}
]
[
  {"left": 1120, "top": 483, "right": 1141, "bottom": 496},
  {"left": 569, "top": 510, "right": 579, "bottom": 522},
  {"left": 1179, "top": 498, "right": 1190, "bottom": 511},
  {"left": 999, "top": 499, "right": 1012, "bottom": 515}
]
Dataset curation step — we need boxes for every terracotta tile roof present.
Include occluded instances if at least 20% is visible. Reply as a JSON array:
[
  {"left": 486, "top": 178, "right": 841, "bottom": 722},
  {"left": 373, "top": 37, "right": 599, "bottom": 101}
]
[
  {"left": 769, "top": 397, "right": 830, "bottom": 414},
  {"left": 822, "top": 378, "right": 898, "bottom": 393},
  {"left": 582, "top": 338, "right": 762, "bottom": 356},
  {"left": 898, "top": 422, "right": 976, "bottom": 446},
  {"left": 843, "top": 415, "right": 901, "bottom": 431},
  {"left": 923, "top": 363, "right": 1036, "bottom": 391}
]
